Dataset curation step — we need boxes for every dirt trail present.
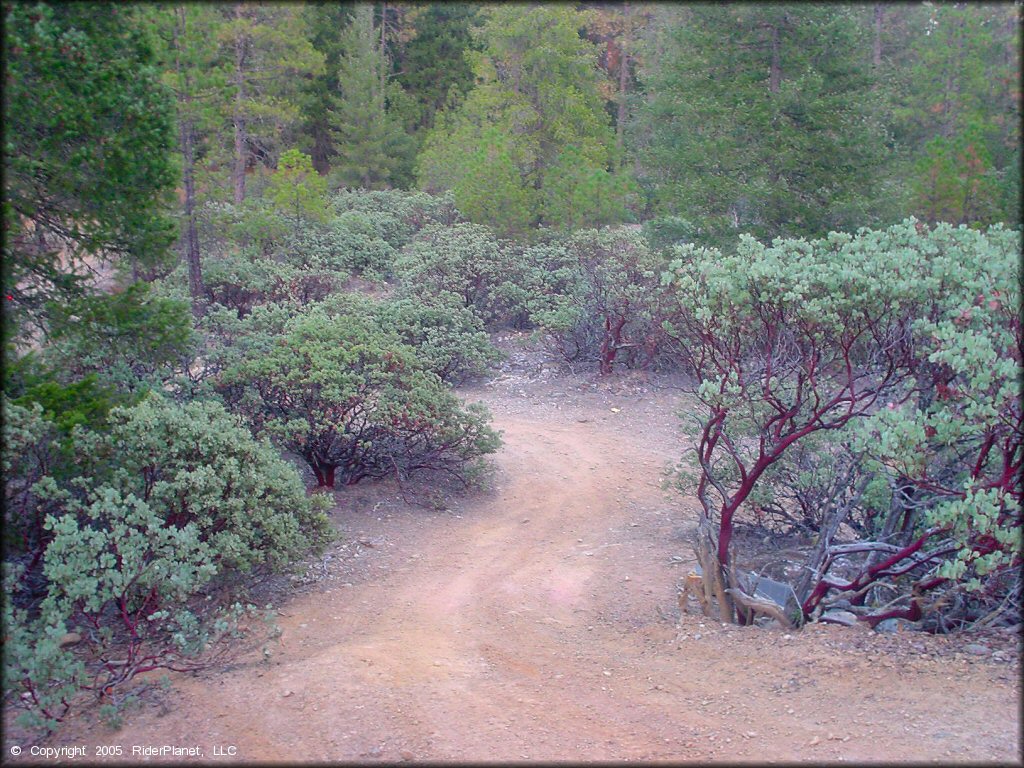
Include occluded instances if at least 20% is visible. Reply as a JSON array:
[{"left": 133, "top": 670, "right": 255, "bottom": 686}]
[{"left": 20, "top": 376, "right": 1022, "bottom": 763}]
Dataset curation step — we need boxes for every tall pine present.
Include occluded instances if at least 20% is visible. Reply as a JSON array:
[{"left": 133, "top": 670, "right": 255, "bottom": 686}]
[
  {"left": 417, "top": 4, "right": 633, "bottom": 234},
  {"left": 639, "top": 5, "right": 893, "bottom": 246},
  {"left": 328, "top": 4, "right": 413, "bottom": 190}
]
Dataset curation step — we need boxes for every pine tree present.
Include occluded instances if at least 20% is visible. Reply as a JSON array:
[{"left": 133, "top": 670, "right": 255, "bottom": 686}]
[
  {"left": 394, "top": 3, "right": 480, "bottom": 135},
  {"left": 417, "top": 5, "right": 629, "bottom": 234},
  {"left": 3, "top": 2, "right": 177, "bottom": 334},
  {"left": 639, "top": 5, "right": 893, "bottom": 245},
  {"left": 217, "top": 3, "right": 324, "bottom": 204},
  {"left": 892, "top": 3, "right": 1020, "bottom": 225},
  {"left": 150, "top": 4, "right": 227, "bottom": 318},
  {"left": 328, "top": 4, "right": 413, "bottom": 190}
]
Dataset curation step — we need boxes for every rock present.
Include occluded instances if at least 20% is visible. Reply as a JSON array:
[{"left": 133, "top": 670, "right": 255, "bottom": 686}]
[
  {"left": 282, "top": 690, "right": 294, "bottom": 697},
  {"left": 828, "top": 599, "right": 854, "bottom": 610},
  {"left": 820, "top": 610, "right": 859, "bottom": 627},
  {"left": 58, "top": 632, "right": 82, "bottom": 648},
  {"left": 693, "top": 633, "right": 702, "bottom": 640},
  {"left": 964, "top": 643, "right": 991, "bottom": 656},
  {"left": 400, "top": 750, "right": 415, "bottom": 762},
  {"left": 875, "top": 618, "right": 912, "bottom": 633}
]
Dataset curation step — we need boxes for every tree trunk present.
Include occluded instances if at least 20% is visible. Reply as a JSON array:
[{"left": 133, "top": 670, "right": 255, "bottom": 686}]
[
  {"left": 941, "top": 9, "right": 967, "bottom": 139},
  {"left": 769, "top": 23, "right": 781, "bottom": 94},
  {"left": 173, "top": 8, "right": 204, "bottom": 318},
  {"left": 231, "top": 4, "right": 249, "bottom": 205},
  {"left": 616, "top": 3, "right": 631, "bottom": 163},
  {"left": 872, "top": 4, "right": 883, "bottom": 68},
  {"left": 181, "top": 118, "right": 204, "bottom": 318},
  {"left": 309, "top": 459, "right": 337, "bottom": 488},
  {"left": 379, "top": 1, "right": 388, "bottom": 107},
  {"left": 599, "top": 315, "right": 626, "bottom": 375}
]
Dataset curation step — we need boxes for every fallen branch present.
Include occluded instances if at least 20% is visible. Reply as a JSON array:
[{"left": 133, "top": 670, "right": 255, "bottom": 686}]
[{"left": 725, "top": 588, "right": 794, "bottom": 629}]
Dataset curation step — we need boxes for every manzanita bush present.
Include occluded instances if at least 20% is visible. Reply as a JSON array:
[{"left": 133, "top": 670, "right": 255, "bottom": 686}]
[
  {"left": 526, "top": 227, "right": 671, "bottom": 373},
  {"left": 212, "top": 299, "right": 501, "bottom": 488},
  {"left": 2, "top": 395, "right": 331, "bottom": 731},
  {"left": 393, "top": 222, "right": 528, "bottom": 326},
  {"left": 664, "top": 220, "right": 1021, "bottom": 629}
]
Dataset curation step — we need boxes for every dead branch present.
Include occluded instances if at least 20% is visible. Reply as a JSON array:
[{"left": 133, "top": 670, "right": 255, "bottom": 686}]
[{"left": 724, "top": 588, "right": 794, "bottom": 629}]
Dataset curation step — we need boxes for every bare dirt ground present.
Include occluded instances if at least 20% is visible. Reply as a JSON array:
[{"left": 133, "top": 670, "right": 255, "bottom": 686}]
[{"left": 9, "top": 336, "right": 1021, "bottom": 764}]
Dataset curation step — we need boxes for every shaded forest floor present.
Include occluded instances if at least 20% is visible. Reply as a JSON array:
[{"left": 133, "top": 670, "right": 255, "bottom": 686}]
[{"left": 9, "top": 335, "right": 1021, "bottom": 763}]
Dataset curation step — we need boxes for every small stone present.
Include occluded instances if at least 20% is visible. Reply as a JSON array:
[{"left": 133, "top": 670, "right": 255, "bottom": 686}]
[
  {"left": 820, "top": 610, "right": 859, "bottom": 627},
  {"left": 693, "top": 633, "right": 702, "bottom": 640},
  {"left": 58, "top": 632, "right": 82, "bottom": 648},
  {"left": 400, "top": 750, "right": 415, "bottom": 761},
  {"left": 964, "top": 643, "right": 991, "bottom": 656},
  {"left": 521, "top": 518, "right": 530, "bottom": 524},
  {"left": 282, "top": 690, "right": 294, "bottom": 697},
  {"left": 808, "top": 736, "right": 820, "bottom": 746},
  {"left": 875, "top": 618, "right": 907, "bottom": 633}
]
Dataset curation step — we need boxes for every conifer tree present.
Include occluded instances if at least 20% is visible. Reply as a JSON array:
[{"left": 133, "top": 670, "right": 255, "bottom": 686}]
[{"left": 328, "top": 4, "right": 413, "bottom": 190}]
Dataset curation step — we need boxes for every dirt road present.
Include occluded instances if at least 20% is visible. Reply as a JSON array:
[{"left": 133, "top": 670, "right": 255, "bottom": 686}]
[{"left": 20, "top": 375, "right": 1022, "bottom": 763}]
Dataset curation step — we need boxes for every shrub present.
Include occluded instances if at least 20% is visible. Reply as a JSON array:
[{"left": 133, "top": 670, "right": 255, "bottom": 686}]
[
  {"left": 199, "top": 199, "right": 289, "bottom": 259},
  {"left": 374, "top": 296, "right": 502, "bottom": 385},
  {"left": 328, "top": 210, "right": 398, "bottom": 277},
  {"left": 214, "top": 304, "right": 500, "bottom": 488},
  {"left": 42, "top": 283, "right": 193, "bottom": 395},
  {"left": 2, "top": 395, "right": 330, "bottom": 731},
  {"left": 393, "top": 222, "right": 527, "bottom": 326},
  {"left": 279, "top": 222, "right": 351, "bottom": 274},
  {"left": 2, "top": 399, "right": 62, "bottom": 561},
  {"left": 201, "top": 252, "right": 296, "bottom": 316},
  {"left": 663, "top": 220, "right": 1022, "bottom": 629},
  {"left": 331, "top": 188, "right": 460, "bottom": 248},
  {"left": 526, "top": 228, "right": 670, "bottom": 373}
]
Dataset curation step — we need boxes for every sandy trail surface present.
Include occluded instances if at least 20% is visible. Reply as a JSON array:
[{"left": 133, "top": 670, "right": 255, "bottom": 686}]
[{"left": 14, "top": 373, "right": 1021, "bottom": 764}]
